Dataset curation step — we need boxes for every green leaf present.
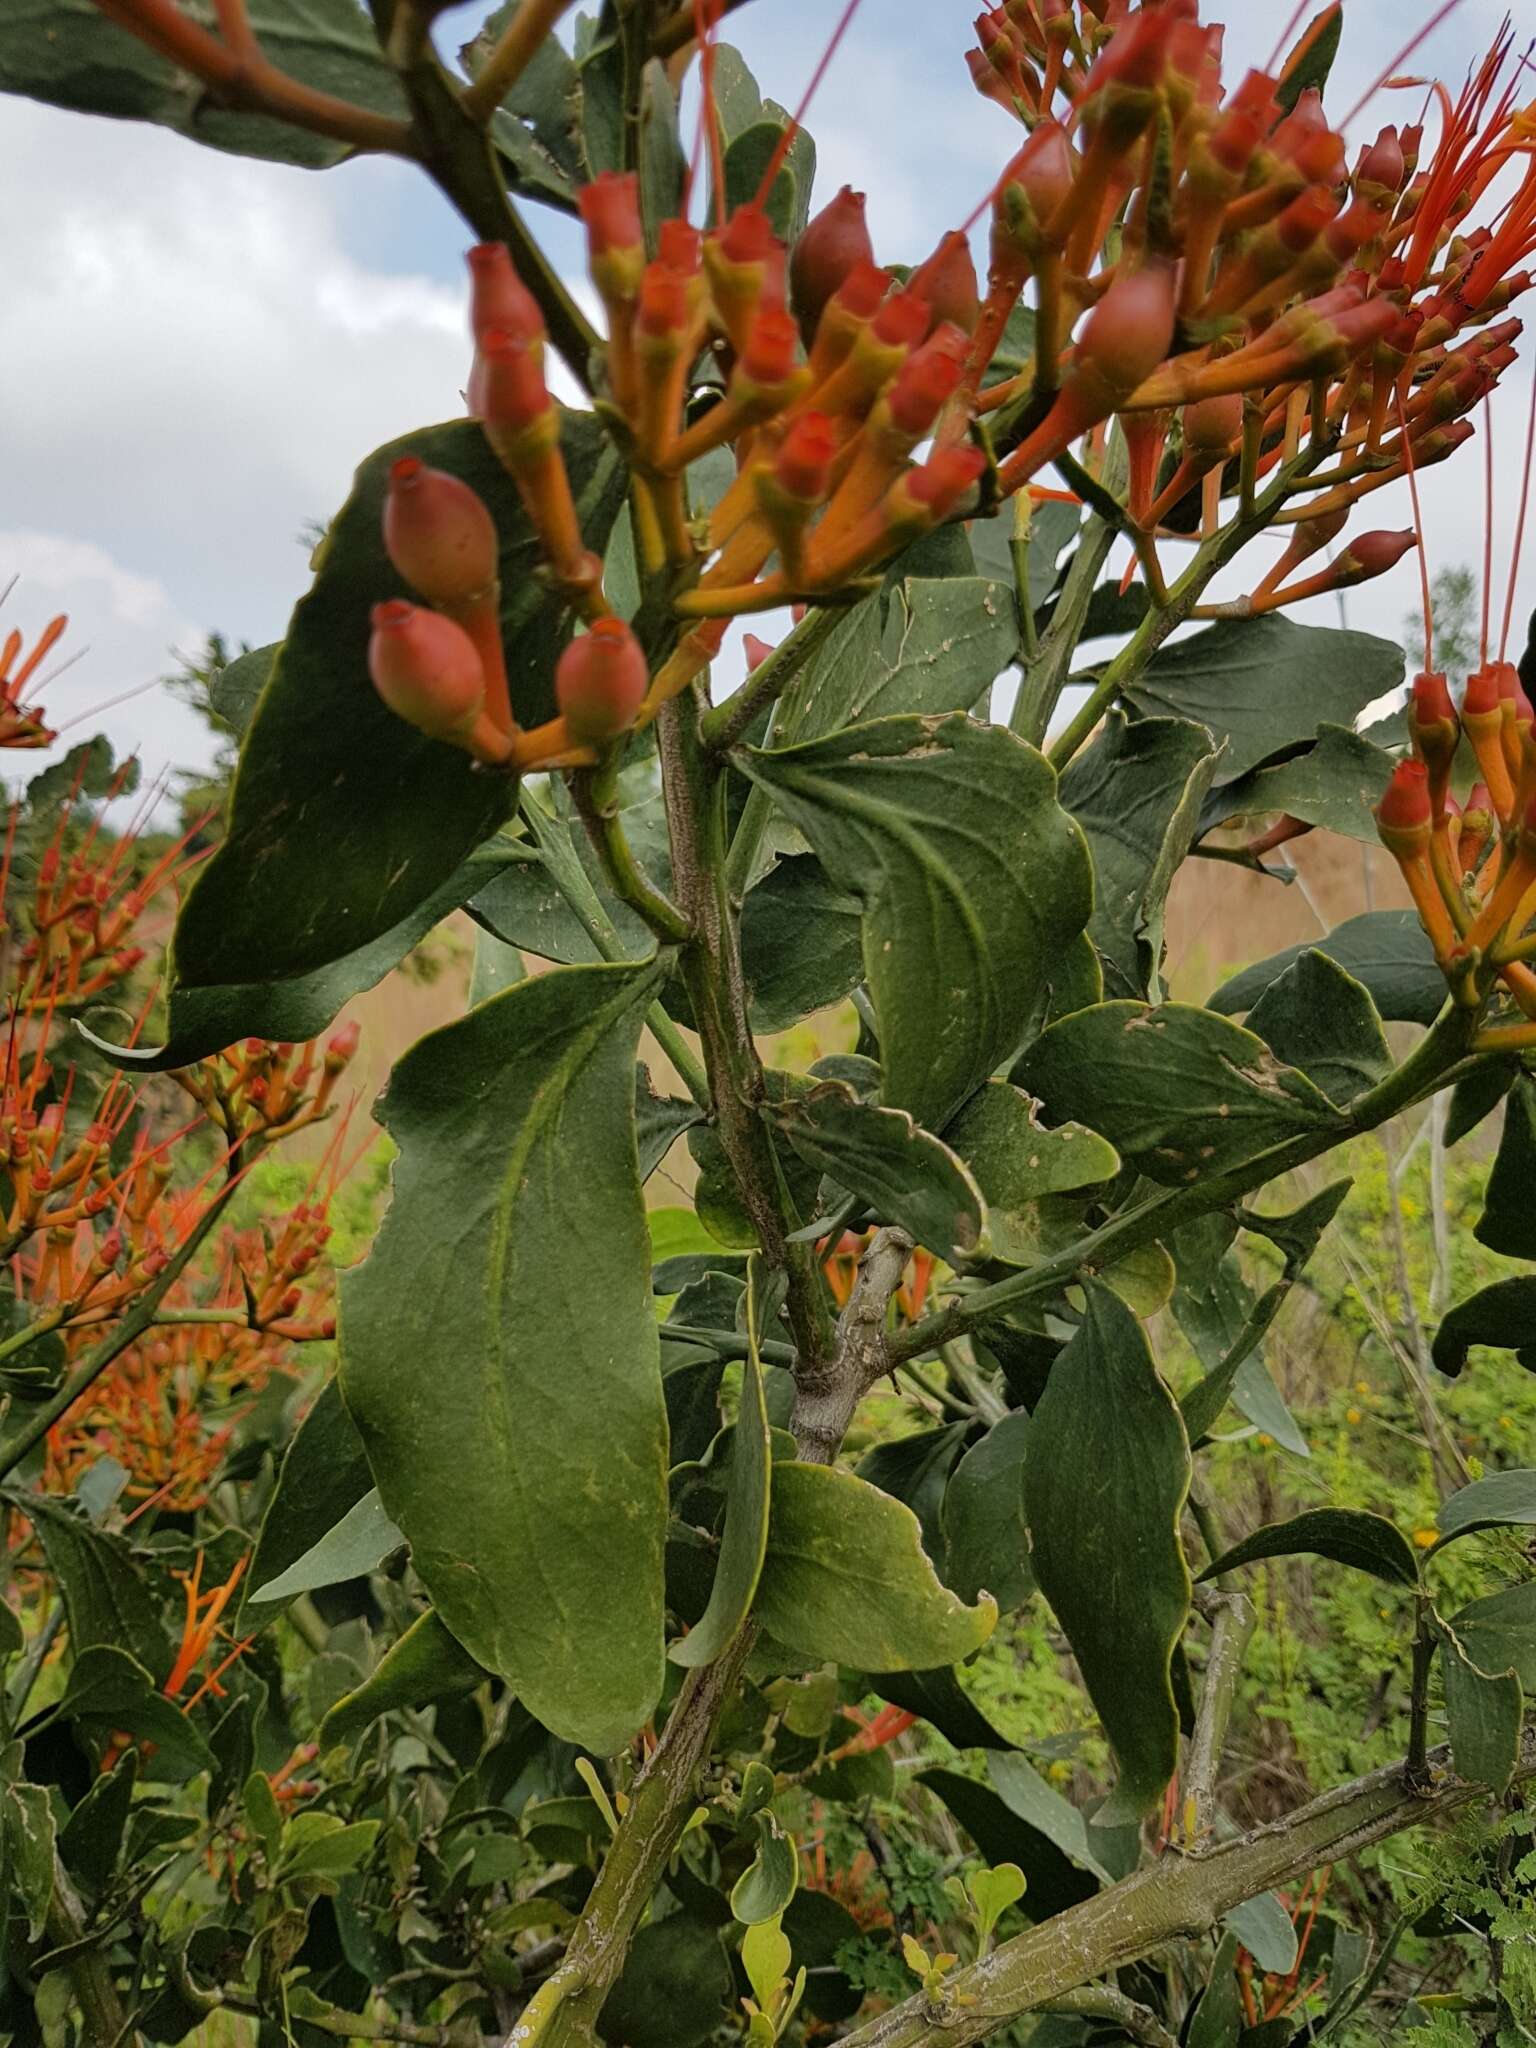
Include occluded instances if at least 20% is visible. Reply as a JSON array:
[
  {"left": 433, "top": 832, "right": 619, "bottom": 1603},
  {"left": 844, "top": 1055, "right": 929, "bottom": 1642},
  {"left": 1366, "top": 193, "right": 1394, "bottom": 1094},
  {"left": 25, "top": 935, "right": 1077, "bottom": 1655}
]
[
  {"left": 54, "top": 1646, "right": 214, "bottom": 1784},
  {"left": 1474, "top": 1076, "right": 1536, "bottom": 1258},
  {"left": 1275, "top": 1, "right": 1344, "bottom": 110},
  {"left": 164, "top": 413, "right": 623, "bottom": 1039},
  {"left": 637, "top": 1068, "right": 704, "bottom": 1182},
  {"left": 755, "top": 1463, "right": 996, "bottom": 1672},
  {"left": 58, "top": 1751, "right": 137, "bottom": 1898},
  {"left": 941, "top": 1412, "right": 1034, "bottom": 1612},
  {"left": 1187, "top": 1932, "right": 1244, "bottom": 2048},
  {"left": 340, "top": 959, "right": 669, "bottom": 1754},
  {"left": 598, "top": 1917, "right": 732, "bottom": 2048},
  {"left": 669, "top": 1291, "right": 772, "bottom": 1671},
  {"left": 249, "top": 1490, "right": 404, "bottom": 1607},
  {"left": 945, "top": 1081, "right": 1119, "bottom": 1266},
  {"left": 731, "top": 1812, "right": 799, "bottom": 1925},
  {"left": 870, "top": 1666, "right": 1016, "bottom": 1753},
  {"left": 1023, "top": 1285, "right": 1191, "bottom": 1820},
  {"left": 740, "top": 714, "right": 1093, "bottom": 1129},
  {"left": 968, "top": 1862, "right": 1027, "bottom": 1941},
  {"left": 1124, "top": 616, "right": 1403, "bottom": 784},
  {"left": 772, "top": 578, "right": 1018, "bottom": 748},
  {"left": 7, "top": 1492, "right": 170, "bottom": 1684},
  {"left": 468, "top": 923, "right": 527, "bottom": 1008},
  {"left": 1200, "top": 1508, "right": 1419, "bottom": 1588},
  {"left": 1210, "top": 910, "right": 1444, "bottom": 1028},
  {"left": 1211, "top": 724, "right": 1396, "bottom": 846},
  {"left": 1445, "top": 1061, "right": 1518, "bottom": 1147},
  {"left": 919, "top": 1769, "right": 1099, "bottom": 1921},
  {"left": 1434, "top": 1277, "right": 1536, "bottom": 1377},
  {"left": 1434, "top": 1614, "right": 1522, "bottom": 1794},
  {"left": 741, "top": 1915, "right": 791, "bottom": 2019},
  {"left": 984, "top": 1750, "right": 1115, "bottom": 1884},
  {"left": 1435, "top": 1471, "right": 1536, "bottom": 1547},
  {"left": 243, "top": 1378, "right": 374, "bottom": 1624},
  {"left": 209, "top": 643, "right": 276, "bottom": 738},
  {"left": 1224, "top": 1893, "right": 1298, "bottom": 1975},
  {"left": 724, "top": 110, "right": 815, "bottom": 241},
  {"left": 1059, "top": 711, "right": 1221, "bottom": 999},
  {"left": 5, "top": 1782, "right": 55, "bottom": 1940},
  {"left": 738, "top": 855, "right": 865, "bottom": 1033},
  {"left": 279, "top": 1814, "right": 382, "bottom": 1880},
  {"left": 1447, "top": 1583, "right": 1536, "bottom": 1688},
  {"left": 856, "top": 1424, "right": 969, "bottom": 1569},
  {"left": 769, "top": 1084, "right": 986, "bottom": 1262},
  {"left": 1019, "top": 1002, "right": 1341, "bottom": 1187},
  {"left": 1243, "top": 950, "right": 1393, "bottom": 1107}
]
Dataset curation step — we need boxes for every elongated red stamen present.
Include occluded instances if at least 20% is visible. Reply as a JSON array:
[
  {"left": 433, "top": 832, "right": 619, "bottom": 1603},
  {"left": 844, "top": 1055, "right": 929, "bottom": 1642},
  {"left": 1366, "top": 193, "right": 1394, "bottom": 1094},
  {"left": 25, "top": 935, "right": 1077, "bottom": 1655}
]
[
  {"left": 1397, "top": 387, "right": 1435, "bottom": 669},
  {"left": 1340, "top": 0, "right": 1471, "bottom": 134},
  {"left": 754, "top": 0, "right": 866, "bottom": 209},
  {"left": 1483, "top": 395, "right": 1496, "bottom": 666},
  {"left": 1501, "top": 363, "right": 1536, "bottom": 660}
]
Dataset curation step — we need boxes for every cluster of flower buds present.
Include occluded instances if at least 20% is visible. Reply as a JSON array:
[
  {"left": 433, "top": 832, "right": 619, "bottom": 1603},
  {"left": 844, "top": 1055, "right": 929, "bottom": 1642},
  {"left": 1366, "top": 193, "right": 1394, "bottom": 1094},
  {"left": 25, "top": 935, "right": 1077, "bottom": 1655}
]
[
  {"left": 1377, "top": 653, "right": 1536, "bottom": 1050},
  {"left": 416, "top": 0, "right": 1527, "bottom": 717},
  {"left": 170, "top": 1020, "right": 361, "bottom": 1147},
  {"left": 0, "top": 614, "right": 62, "bottom": 751}
]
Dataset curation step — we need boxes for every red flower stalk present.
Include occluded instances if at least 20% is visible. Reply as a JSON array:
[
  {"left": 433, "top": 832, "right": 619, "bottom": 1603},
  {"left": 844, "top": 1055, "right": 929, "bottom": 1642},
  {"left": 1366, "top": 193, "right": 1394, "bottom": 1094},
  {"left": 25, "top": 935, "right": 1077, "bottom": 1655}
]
[
  {"left": 792, "top": 186, "right": 875, "bottom": 342},
  {"left": 367, "top": 601, "right": 511, "bottom": 767},
  {"left": 1249, "top": 504, "right": 1349, "bottom": 603},
  {"left": 555, "top": 617, "right": 649, "bottom": 743},
  {"left": 808, "top": 446, "right": 985, "bottom": 588}
]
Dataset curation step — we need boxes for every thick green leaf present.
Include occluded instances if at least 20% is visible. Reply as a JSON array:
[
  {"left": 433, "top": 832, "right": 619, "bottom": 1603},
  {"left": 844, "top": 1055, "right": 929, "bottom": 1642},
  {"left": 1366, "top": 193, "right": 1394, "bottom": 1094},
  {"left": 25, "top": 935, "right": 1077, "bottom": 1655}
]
[
  {"left": 770, "top": 1084, "right": 986, "bottom": 1262},
  {"left": 1446, "top": 1061, "right": 1518, "bottom": 1148},
  {"left": 773, "top": 578, "right": 1018, "bottom": 748},
  {"left": 321, "top": 1610, "right": 487, "bottom": 1750},
  {"left": 946, "top": 1081, "right": 1118, "bottom": 1265},
  {"left": 919, "top": 1768, "right": 1098, "bottom": 1922},
  {"left": 985, "top": 1750, "right": 1115, "bottom": 1883},
  {"left": 739, "top": 855, "right": 865, "bottom": 1032},
  {"left": 475, "top": 785, "right": 672, "bottom": 968},
  {"left": 167, "top": 413, "right": 623, "bottom": 1028},
  {"left": 340, "top": 959, "right": 669, "bottom": 1753},
  {"left": 1435, "top": 1615, "right": 1522, "bottom": 1794},
  {"left": 942, "top": 1412, "right": 1035, "bottom": 1612},
  {"left": 58, "top": 1752, "right": 136, "bottom": 1898},
  {"left": 1174, "top": 1220, "right": 1300, "bottom": 1452},
  {"left": 1188, "top": 1932, "right": 1244, "bottom": 2048},
  {"left": 209, "top": 643, "right": 276, "bottom": 737},
  {"left": 755, "top": 1463, "right": 996, "bottom": 1672},
  {"left": 1224, "top": 1893, "right": 1298, "bottom": 1975},
  {"left": 1475, "top": 1076, "right": 1536, "bottom": 1258},
  {"left": 1244, "top": 951, "right": 1392, "bottom": 1107},
  {"left": 1210, "top": 911, "right": 1444, "bottom": 1027},
  {"left": 725, "top": 112, "right": 815, "bottom": 240},
  {"left": 1023, "top": 1285, "right": 1191, "bottom": 1820},
  {"left": 1436, "top": 1471, "right": 1536, "bottom": 1547},
  {"left": 1434, "top": 1278, "right": 1536, "bottom": 1377},
  {"left": 1125, "top": 616, "right": 1403, "bottom": 784},
  {"left": 856, "top": 1424, "right": 969, "bottom": 1569},
  {"left": 278, "top": 1814, "right": 380, "bottom": 1880},
  {"left": 243, "top": 1378, "right": 373, "bottom": 1623},
  {"left": 5, "top": 1782, "right": 55, "bottom": 1939},
  {"left": 669, "top": 1302, "right": 772, "bottom": 1670},
  {"left": 871, "top": 1666, "right": 1016, "bottom": 1753},
  {"left": 1200, "top": 1509, "right": 1419, "bottom": 1588},
  {"left": 1275, "top": 0, "right": 1343, "bottom": 109},
  {"left": 249, "top": 1490, "right": 404, "bottom": 1606},
  {"left": 1019, "top": 1002, "right": 1342, "bottom": 1186},
  {"left": 598, "top": 1917, "right": 732, "bottom": 2048},
  {"left": 1210, "top": 724, "right": 1396, "bottom": 846},
  {"left": 730, "top": 1812, "right": 798, "bottom": 1924},
  {"left": 8, "top": 1492, "right": 170, "bottom": 1684},
  {"left": 1059, "top": 711, "right": 1221, "bottom": 999},
  {"left": 637, "top": 1068, "right": 704, "bottom": 1182},
  {"left": 1447, "top": 1583, "right": 1536, "bottom": 1688},
  {"left": 54, "top": 1646, "right": 214, "bottom": 1783},
  {"left": 741, "top": 714, "right": 1092, "bottom": 1129}
]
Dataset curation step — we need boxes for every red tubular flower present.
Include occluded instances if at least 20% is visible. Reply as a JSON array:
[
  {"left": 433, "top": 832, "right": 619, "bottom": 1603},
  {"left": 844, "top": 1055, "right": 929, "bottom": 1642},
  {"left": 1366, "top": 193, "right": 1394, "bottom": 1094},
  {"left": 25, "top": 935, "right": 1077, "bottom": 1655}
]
[
  {"left": 368, "top": 601, "right": 510, "bottom": 766},
  {"left": 579, "top": 172, "right": 644, "bottom": 295},
  {"left": 467, "top": 243, "right": 544, "bottom": 348},
  {"left": 707, "top": 201, "right": 787, "bottom": 352},
  {"left": 887, "top": 329, "right": 969, "bottom": 436},
  {"left": 1409, "top": 669, "right": 1460, "bottom": 820},
  {"left": 383, "top": 459, "right": 498, "bottom": 607},
  {"left": 474, "top": 331, "right": 597, "bottom": 598},
  {"left": 911, "top": 231, "right": 981, "bottom": 336},
  {"left": 555, "top": 618, "right": 649, "bottom": 743},
  {"left": 792, "top": 185, "right": 875, "bottom": 340}
]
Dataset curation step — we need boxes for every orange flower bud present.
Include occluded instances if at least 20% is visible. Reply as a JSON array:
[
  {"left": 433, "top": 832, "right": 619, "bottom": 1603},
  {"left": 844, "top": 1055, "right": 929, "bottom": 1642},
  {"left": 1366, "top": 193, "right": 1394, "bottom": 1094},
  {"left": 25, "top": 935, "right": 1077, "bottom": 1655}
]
[
  {"left": 555, "top": 617, "right": 649, "bottom": 743},
  {"left": 578, "top": 171, "right": 645, "bottom": 299},
  {"left": 1376, "top": 758, "right": 1432, "bottom": 857},
  {"left": 467, "top": 243, "right": 544, "bottom": 348},
  {"left": 383, "top": 458, "right": 498, "bottom": 607},
  {"left": 369, "top": 601, "right": 508, "bottom": 766}
]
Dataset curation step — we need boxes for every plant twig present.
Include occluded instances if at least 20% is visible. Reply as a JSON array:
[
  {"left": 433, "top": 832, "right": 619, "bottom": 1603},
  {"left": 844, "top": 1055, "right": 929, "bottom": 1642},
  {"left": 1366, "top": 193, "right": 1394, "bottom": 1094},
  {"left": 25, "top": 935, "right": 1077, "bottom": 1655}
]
[
  {"left": 699, "top": 603, "right": 850, "bottom": 754},
  {"left": 792, "top": 1228, "right": 915, "bottom": 1464},
  {"left": 1038, "top": 1988, "right": 1179, "bottom": 2048},
  {"left": 1182, "top": 1591, "right": 1256, "bottom": 1851}
]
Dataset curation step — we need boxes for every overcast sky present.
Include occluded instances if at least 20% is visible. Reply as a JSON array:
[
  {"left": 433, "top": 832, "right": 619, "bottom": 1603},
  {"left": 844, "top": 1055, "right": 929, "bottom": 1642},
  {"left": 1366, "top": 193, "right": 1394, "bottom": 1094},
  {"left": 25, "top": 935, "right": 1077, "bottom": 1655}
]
[{"left": 0, "top": 0, "right": 1527, "bottom": 793}]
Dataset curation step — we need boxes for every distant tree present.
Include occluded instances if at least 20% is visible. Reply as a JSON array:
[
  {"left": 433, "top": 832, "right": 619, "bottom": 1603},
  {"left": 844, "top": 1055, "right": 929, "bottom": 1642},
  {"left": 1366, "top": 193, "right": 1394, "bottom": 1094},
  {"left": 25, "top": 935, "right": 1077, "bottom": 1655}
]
[{"left": 1405, "top": 564, "right": 1480, "bottom": 686}]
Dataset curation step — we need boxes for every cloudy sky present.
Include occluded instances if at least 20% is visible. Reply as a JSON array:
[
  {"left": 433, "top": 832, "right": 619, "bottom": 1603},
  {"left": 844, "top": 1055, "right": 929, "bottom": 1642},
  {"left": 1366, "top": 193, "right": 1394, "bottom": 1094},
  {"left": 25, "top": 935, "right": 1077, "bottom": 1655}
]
[{"left": 0, "top": 0, "right": 1527, "bottom": 792}]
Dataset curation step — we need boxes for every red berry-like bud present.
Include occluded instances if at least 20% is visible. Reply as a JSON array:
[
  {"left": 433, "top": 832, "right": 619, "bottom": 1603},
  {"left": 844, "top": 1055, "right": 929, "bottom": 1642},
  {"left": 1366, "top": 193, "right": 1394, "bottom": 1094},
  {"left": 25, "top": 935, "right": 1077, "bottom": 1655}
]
[
  {"left": 369, "top": 600, "right": 487, "bottom": 745},
  {"left": 1182, "top": 392, "right": 1243, "bottom": 459},
  {"left": 1344, "top": 529, "right": 1418, "bottom": 579},
  {"left": 467, "top": 243, "right": 544, "bottom": 346},
  {"left": 911, "top": 232, "right": 981, "bottom": 336},
  {"left": 638, "top": 263, "right": 692, "bottom": 340},
  {"left": 474, "top": 327, "right": 551, "bottom": 433},
  {"left": 998, "top": 121, "right": 1075, "bottom": 238},
  {"left": 904, "top": 444, "right": 986, "bottom": 515},
  {"left": 740, "top": 308, "right": 801, "bottom": 387},
  {"left": 887, "top": 329, "right": 968, "bottom": 435},
  {"left": 1376, "top": 757, "right": 1432, "bottom": 852},
  {"left": 328, "top": 1020, "right": 362, "bottom": 1064},
  {"left": 1357, "top": 125, "right": 1406, "bottom": 195},
  {"left": 871, "top": 288, "right": 932, "bottom": 349},
  {"left": 578, "top": 171, "right": 643, "bottom": 259},
  {"left": 384, "top": 459, "right": 499, "bottom": 607},
  {"left": 792, "top": 187, "right": 876, "bottom": 335},
  {"left": 744, "top": 634, "right": 777, "bottom": 672},
  {"left": 774, "top": 412, "right": 837, "bottom": 502},
  {"left": 1071, "top": 257, "right": 1177, "bottom": 414},
  {"left": 658, "top": 218, "right": 702, "bottom": 275},
  {"left": 555, "top": 617, "right": 649, "bottom": 742}
]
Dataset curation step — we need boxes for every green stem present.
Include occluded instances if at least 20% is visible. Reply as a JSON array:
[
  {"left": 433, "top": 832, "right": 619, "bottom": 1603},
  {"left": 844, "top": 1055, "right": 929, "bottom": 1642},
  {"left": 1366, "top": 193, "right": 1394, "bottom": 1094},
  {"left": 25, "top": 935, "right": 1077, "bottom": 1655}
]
[
  {"left": 573, "top": 762, "right": 692, "bottom": 944},
  {"left": 46, "top": 1856, "right": 134, "bottom": 2048},
  {"left": 699, "top": 603, "right": 849, "bottom": 755},
  {"left": 1182, "top": 1591, "right": 1256, "bottom": 1850},
  {"left": 1010, "top": 514, "right": 1116, "bottom": 749},
  {"left": 889, "top": 1004, "right": 1473, "bottom": 1368},
  {"left": 1037, "top": 1989, "right": 1177, "bottom": 2048},
  {"left": 1406, "top": 1594, "right": 1436, "bottom": 1789}
]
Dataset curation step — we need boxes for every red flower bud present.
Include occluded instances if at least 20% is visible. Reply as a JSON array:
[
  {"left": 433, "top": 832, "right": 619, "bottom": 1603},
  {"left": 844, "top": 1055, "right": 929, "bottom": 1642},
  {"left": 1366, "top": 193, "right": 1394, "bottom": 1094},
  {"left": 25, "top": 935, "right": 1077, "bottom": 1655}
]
[
  {"left": 744, "top": 634, "right": 777, "bottom": 672},
  {"left": 474, "top": 327, "right": 551, "bottom": 434},
  {"left": 1356, "top": 125, "right": 1406, "bottom": 195},
  {"left": 792, "top": 186, "right": 876, "bottom": 336},
  {"left": 830, "top": 259, "right": 892, "bottom": 323},
  {"left": 887, "top": 330, "right": 968, "bottom": 435},
  {"left": 467, "top": 243, "right": 544, "bottom": 346},
  {"left": 1071, "top": 257, "right": 1178, "bottom": 414},
  {"left": 659, "top": 219, "right": 702, "bottom": 275},
  {"left": 328, "top": 1020, "right": 362, "bottom": 1064},
  {"left": 904, "top": 444, "right": 986, "bottom": 516},
  {"left": 911, "top": 232, "right": 981, "bottom": 336},
  {"left": 740, "top": 308, "right": 801, "bottom": 388},
  {"left": 384, "top": 458, "right": 498, "bottom": 607},
  {"left": 871, "top": 289, "right": 932, "bottom": 349},
  {"left": 774, "top": 412, "right": 837, "bottom": 502},
  {"left": 578, "top": 171, "right": 643, "bottom": 259},
  {"left": 1182, "top": 392, "right": 1243, "bottom": 459},
  {"left": 637, "top": 263, "right": 693, "bottom": 341},
  {"left": 1410, "top": 668, "right": 1458, "bottom": 816},
  {"left": 1343, "top": 529, "right": 1418, "bottom": 579},
  {"left": 555, "top": 617, "right": 649, "bottom": 742},
  {"left": 1376, "top": 757, "right": 1432, "bottom": 852},
  {"left": 369, "top": 600, "right": 487, "bottom": 745}
]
